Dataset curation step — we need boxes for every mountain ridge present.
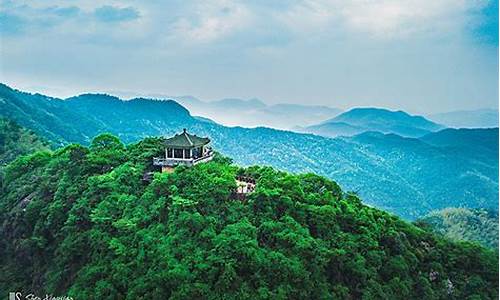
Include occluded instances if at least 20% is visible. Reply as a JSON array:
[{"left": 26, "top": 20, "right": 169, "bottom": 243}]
[
  {"left": 167, "top": 94, "right": 342, "bottom": 129},
  {"left": 303, "top": 107, "right": 445, "bottom": 138},
  {"left": 0, "top": 83, "right": 497, "bottom": 220}
]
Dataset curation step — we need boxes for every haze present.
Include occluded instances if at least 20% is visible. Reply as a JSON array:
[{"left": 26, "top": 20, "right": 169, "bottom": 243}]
[{"left": 0, "top": 0, "right": 498, "bottom": 114}]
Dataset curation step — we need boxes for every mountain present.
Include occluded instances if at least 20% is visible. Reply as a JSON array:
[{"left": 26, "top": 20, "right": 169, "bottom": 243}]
[
  {"left": 302, "top": 108, "right": 445, "bottom": 138},
  {"left": 344, "top": 131, "right": 498, "bottom": 217},
  {"left": 0, "top": 84, "right": 497, "bottom": 220},
  {"left": 416, "top": 208, "right": 499, "bottom": 249},
  {"left": 0, "top": 84, "right": 193, "bottom": 145},
  {"left": 0, "top": 136, "right": 497, "bottom": 298},
  {"left": 170, "top": 95, "right": 342, "bottom": 129},
  {"left": 420, "top": 128, "right": 499, "bottom": 175},
  {"left": 421, "top": 128, "right": 499, "bottom": 153},
  {"left": 0, "top": 118, "right": 49, "bottom": 168},
  {"left": 428, "top": 109, "right": 499, "bottom": 128},
  {"left": 299, "top": 122, "right": 366, "bottom": 137}
]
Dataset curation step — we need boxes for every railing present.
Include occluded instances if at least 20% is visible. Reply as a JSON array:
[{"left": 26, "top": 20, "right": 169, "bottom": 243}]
[
  {"left": 153, "top": 157, "right": 192, "bottom": 167},
  {"left": 153, "top": 151, "right": 214, "bottom": 167},
  {"left": 193, "top": 152, "right": 214, "bottom": 165}
]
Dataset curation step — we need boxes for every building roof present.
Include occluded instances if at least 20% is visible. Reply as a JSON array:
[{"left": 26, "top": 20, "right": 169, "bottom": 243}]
[{"left": 164, "top": 129, "right": 210, "bottom": 148}]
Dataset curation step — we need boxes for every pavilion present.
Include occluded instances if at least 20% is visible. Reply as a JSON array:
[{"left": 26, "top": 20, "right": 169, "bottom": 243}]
[{"left": 153, "top": 129, "right": 214, "bottom": 172}]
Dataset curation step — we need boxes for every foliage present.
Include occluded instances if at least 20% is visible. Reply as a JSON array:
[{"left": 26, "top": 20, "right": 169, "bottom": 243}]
[
  {"left": 0, "top": 118, "right": 49, "bottom": 188},
  {"left": 0, "top": 134, "right": 497, "bottom": 299},
  {"left": 415, "top": 208, "right": 499, "bottom": 249},
  {"left": 0, "top": 118, "right": 49, "bottom": 167},
  {"left": 0, "top": 83, "right": 498, "bottom": 219}
]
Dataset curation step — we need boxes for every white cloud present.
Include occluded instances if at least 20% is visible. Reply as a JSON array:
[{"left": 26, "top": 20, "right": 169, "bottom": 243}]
[
  {"left": 169, "top": 1, "right": 253, "bottom": 44},
  {"left": 1, "top": 0, "right": 497, "bottom": 112},
  {"left": 341, "top": 0, "right": 489, "bottom": 38},
  {"left": 275, "top": 0, "right": 491, "bottom": 39},
  {"left": 2, "top": 0, "right": 492, "bottom": 45}
]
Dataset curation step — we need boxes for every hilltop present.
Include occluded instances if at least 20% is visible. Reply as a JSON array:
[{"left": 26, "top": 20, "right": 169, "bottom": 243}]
[
  {"left": 0, "top": 84, "right": 497, "bottom": 219},
  {"left": 303, "top": 108, "right": 444, "bottom": 138},
  {"left": 0, "top": 84, "right": 192, "bottom": 145},
  {"left": 0, "top": 134, "right": 497, "bottom": 299}
]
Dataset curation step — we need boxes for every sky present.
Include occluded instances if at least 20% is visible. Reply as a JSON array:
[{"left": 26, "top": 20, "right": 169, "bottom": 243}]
[{"left": 0, "top": 0, "right": 498, "bottom": 114}]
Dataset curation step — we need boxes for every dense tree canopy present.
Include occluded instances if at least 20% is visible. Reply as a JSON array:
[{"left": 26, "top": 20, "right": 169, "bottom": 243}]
[
  {"left": 1, "top": 84, "right": 498, "bottom": 220},
  {"left": 416, "top": 208, "right": 499, "bottom": 249},
  {"left": 0, "top": 118, "right": 48, "bottom": 167},
  {"left": 0, "top": 134, "right": 497, "bottom": 299}
]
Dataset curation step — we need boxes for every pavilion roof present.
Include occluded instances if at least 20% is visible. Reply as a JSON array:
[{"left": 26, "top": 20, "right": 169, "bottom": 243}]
[{"left": 164, "top": 129, "right": 210, "bottom": 148}]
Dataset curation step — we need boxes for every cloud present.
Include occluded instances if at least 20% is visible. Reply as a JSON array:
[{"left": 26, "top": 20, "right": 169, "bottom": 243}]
[
  {"left": 471, "top": 0, "right": 499, "bottom": 43},
  {"left": 169, "top": 1, "right": 253, "bottom": 44},
  {"left": 1, "top": 0, "right": 497, "bottom": 113},
  {"left": 44, "top": 5, "right": 80, "bottom": 17},
  {"left": 0, "top": 3, "right": 81, "bottom": 36},
  {"left": 1, "top": 0, "right": 495, "bottom": 45},
  {"left": 275, "top": 0, "right": 494, "bottom": 39},
  {"left": 0, "top": 2, "right": 141, "bottom": 39},
  {"left": 341, "top": 0, "right": 488, "bottom": 38},
  {"left": 94, "top": 5, "right": 140, "bottom": 23}
]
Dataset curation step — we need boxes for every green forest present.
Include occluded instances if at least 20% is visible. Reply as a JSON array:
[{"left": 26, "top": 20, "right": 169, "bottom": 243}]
[
  {"left": 416, "top": 208, "right": 499, "bottom": 249},
  {"left": 1, "top": 84, "right": 498, "bottom": 220},
  {"left": 0, "top": 118, "right": 48, "bottom": 168},
  {"left": 0, "top": 134, "right": 497, "bottom": 299}
]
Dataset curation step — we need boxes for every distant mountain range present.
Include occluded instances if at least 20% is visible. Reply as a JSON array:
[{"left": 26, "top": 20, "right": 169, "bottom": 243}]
[
  {"left": 155, "top": 95, "right": 342, "bottom": 130},
  {"left": 427, "top": 109, "right": 499, "bottom": 128},
  {"left": 0, "top": 85, "right": 192, "bottom": 145},
  {"left": 300, "top": 108, "right": 445, "bottom": 138},
  {"left": 0, "top": 83, "right": 497, "bottom": 219},
  {"left": 346, "top": 130, "right": 498, "bottom": 217}
]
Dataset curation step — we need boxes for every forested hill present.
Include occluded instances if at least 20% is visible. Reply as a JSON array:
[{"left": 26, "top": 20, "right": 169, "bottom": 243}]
[
  {"left": 0, "top": 118, "right": 48, "bottom": 167},
  {"left": 416, "top": 208, "right": 499, "bottom": 249},
  {"left": 0, "top": 83, "right": 498, "bottom": 220},
  {"left": 0, "top": 84, "right": 193, "bottom": 145},
  {"left": 0, "top": 134, "right": 497, "bottom": 299}
]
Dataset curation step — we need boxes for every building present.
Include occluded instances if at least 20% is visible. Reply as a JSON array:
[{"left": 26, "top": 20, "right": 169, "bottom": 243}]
[{"left": 153, "top": 129, "right": 214, "bottom": 172}]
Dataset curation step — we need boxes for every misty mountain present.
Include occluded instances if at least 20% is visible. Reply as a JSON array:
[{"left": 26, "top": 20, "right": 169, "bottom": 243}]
[
  {"left": 298, "top": 122, "right": 366, "bottom": 137},
  {"left": 0, "top": 83, "right": 497, "bottom": 219},
  {"left": 345, "top": 131, "right": 498, "bottom": 217},
  {"left": 302, "top": 108, "right": 445, "bottom": 138},
  {"left": 169, "top": 95, "right": 342, "bottom": 129},
  {"left": 421, "top": 128, "right": 499, "bottom": 156},
  {"left": 427, "top": 109, "right": 499, "bottom": 128}
]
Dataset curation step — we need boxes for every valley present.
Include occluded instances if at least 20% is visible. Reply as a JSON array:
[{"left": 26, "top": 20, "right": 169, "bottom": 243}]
[{"left": 1, "top": 83, "right": 498, "bottom": 220}]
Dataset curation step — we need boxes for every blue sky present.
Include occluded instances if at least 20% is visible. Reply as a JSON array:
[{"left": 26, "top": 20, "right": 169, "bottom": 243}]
[{"left": 0, "top": 0, "right": 498, "bottom": 113}]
